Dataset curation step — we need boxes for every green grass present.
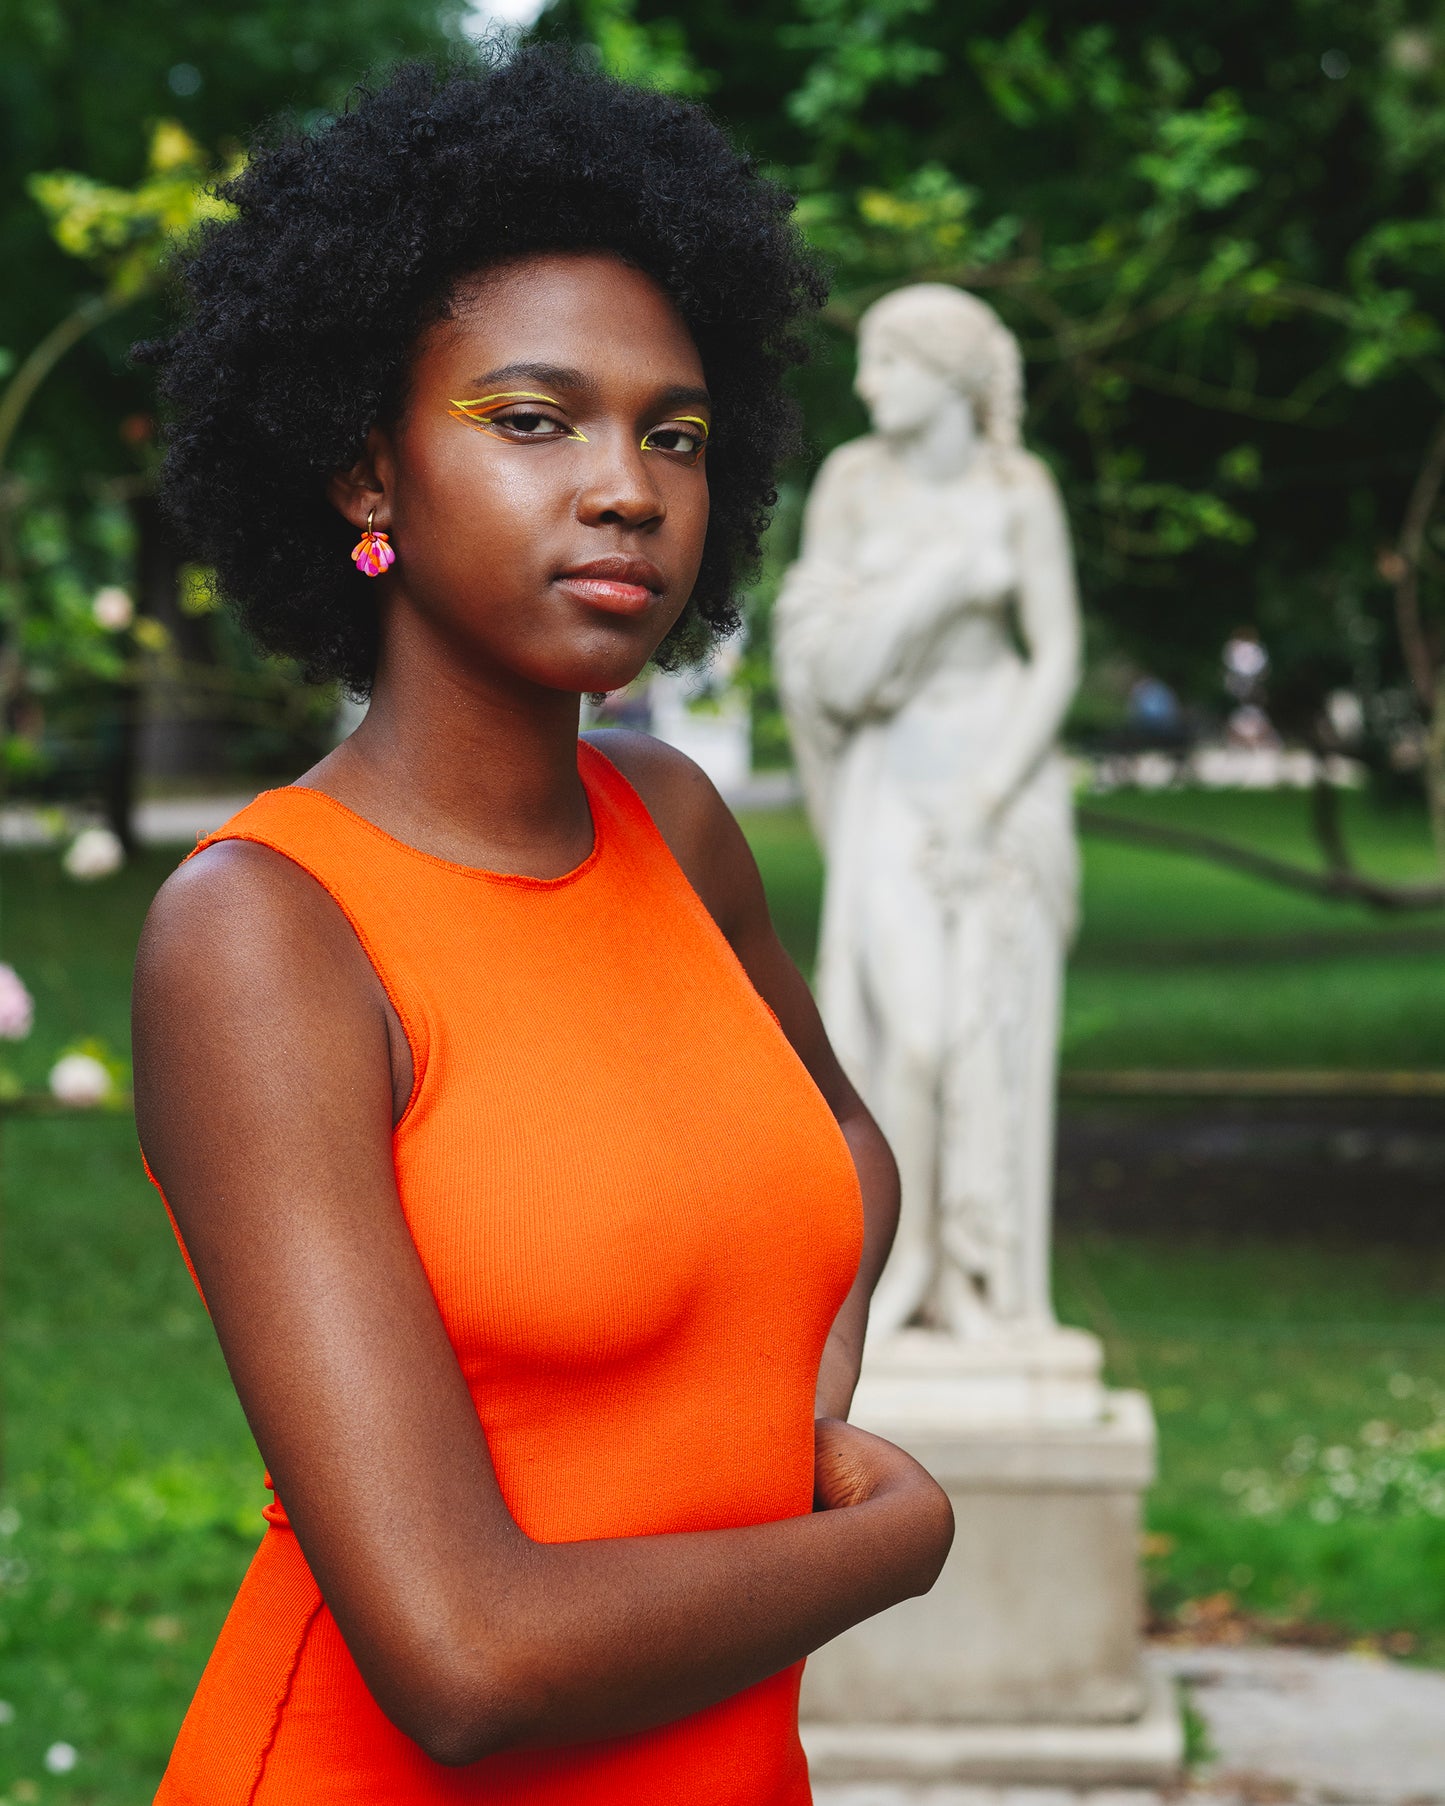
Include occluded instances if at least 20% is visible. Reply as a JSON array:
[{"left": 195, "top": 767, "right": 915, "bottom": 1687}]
[
  {"left": 0, "top": 790, "right": 1442, "bottom": 1797},
  {"left": 737, "top": 789, "right": 1445, "bottom": 1068},
  {"left": 1056, "top": 1233, "right": 1445, "bottom": 1660},
  {"left": 0, "top": 845, "right": 257, "bottom": 1805},
  {"left": 0, "top": 1116, "right": 256, "bottom": 1804}
]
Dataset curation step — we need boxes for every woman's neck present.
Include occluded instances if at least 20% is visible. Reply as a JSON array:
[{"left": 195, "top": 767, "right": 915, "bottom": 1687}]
[{"left": 300, "top": 619, "right": 594, "bottom": 878}]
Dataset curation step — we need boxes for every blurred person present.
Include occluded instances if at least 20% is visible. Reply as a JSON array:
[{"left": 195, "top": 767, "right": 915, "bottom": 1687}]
[
  {"left": 130, "top": 47, "right": 950, "bottom": 1806},
  {"left": 1222, "top": 626, "right": 1269, "bottom": 701},
  {"left": 1126, "top": 674, "right": 1183, "bottom": 743}
]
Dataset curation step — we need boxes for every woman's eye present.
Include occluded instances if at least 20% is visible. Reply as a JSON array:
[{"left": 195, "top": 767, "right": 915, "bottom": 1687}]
[
  {"left": 643, "top": 423, "right": 708, "bottom": 462},
  {"left": 495, "top": 410, "right": 570, "bottom": 437},
  {"left": 448, "top": 395, "right": 586, "bottom": 441}
]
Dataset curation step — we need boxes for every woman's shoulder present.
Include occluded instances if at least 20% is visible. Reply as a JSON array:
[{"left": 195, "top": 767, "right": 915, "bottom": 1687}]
[
  {"left": 583, "top": 728, "right": 725, "bottom": 856},
  {"left": 582, "top": 729, "right": 745, "bottom": 930},
  {"left": 137, "top": 837, "right": 380, "bottom": 1037}
]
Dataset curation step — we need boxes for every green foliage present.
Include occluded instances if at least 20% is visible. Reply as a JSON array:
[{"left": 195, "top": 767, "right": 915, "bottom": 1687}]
[
  {"left": 0, "top": 0, "right": 468, "bottom": 478},
  {"left": 27, "top": 122, "right": 238, "bottom": 305},
  {"left": 782, "top": 0, "right": 944, "bottom": 163},
  {"left": 568, "top": 0, "right": 1445, "bottom": 761},
  {"left": 571, "top": 0, "right": 713, "bottom": 94},
  {"left": 0, "top": 0, "right": 468, "bottom": 804}
]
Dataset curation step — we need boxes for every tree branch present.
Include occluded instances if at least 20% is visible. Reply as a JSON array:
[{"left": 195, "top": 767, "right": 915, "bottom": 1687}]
[
  {"left": 0, "top": 293, "right": 132, "bottom": 476},
  {"left": 1077, "top": 805, "right": 1445, "bottom": 912},
  {"left": 1389, "top": 410, "right": 1445, "bottom": 708}
]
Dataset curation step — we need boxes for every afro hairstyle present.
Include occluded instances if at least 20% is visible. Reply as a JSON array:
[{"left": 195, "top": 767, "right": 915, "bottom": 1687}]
[{"left": 139, "top": 45, "right": 827, "bottom": 694}]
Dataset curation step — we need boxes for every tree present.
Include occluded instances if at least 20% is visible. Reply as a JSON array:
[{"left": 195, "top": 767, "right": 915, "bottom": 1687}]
[
  {"left": 0, "top": 0, "right": 469, "bottom": 821},
  {"left": 546, "top": 0, "right": 1445, "bottom": 905}
]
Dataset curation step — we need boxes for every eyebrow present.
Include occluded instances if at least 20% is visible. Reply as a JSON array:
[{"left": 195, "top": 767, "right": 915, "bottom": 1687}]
[{"left": 463, "top": 362, "right": 711, "bottom": 413}]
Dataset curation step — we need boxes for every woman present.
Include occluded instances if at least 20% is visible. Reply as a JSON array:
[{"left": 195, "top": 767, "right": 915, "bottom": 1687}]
[{"left": 131, "top": 47, "right": 952, "bottom": 1806}]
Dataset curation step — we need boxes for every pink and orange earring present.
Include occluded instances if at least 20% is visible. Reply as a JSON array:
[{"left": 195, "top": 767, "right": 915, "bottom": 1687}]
[{"left": 351, "top": 508, "right": 395, "bottom": 577}]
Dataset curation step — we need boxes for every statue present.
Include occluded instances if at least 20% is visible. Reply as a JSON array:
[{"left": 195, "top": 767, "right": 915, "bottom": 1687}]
[{"left": 775, "top": 284, "right": 1082, "bottom": 1343}]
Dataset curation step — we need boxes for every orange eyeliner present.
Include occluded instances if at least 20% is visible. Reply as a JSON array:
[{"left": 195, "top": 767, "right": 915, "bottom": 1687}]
[{"left": 447, "top": 391, "right": 588, "bottom": 441}]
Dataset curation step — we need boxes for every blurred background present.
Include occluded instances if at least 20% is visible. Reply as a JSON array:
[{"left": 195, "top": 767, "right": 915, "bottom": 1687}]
[{"left": 2, "top": 0, "right": 1445, "bottom": 1797}]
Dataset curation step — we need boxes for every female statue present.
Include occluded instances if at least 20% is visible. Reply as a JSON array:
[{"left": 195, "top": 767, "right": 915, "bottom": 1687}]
[{"left": 775, "top": 284, "right": 1081, "bottom": 1342}]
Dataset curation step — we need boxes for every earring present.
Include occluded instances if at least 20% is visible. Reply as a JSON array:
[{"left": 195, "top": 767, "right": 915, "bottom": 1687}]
[{"left": 351, "top": 508, "right": 395, "bottom": 577}]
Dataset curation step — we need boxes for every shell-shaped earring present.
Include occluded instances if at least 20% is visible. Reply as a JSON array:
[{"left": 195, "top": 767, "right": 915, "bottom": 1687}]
[{"left": 351, "top": 508, "right": 395, "bottom": 577}]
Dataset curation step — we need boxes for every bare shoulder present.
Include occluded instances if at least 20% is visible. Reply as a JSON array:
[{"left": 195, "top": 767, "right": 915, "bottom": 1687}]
[
  {"left": 133, "top": 839, "right": 396, "bottom": 1158},
  {"left": 810, "top": 435, "right": 881, "bottom": 502},
  {"left": 820, "top": 435, "right": 881, "bottom": 481},
  {"left": 137, "top": 838, "right": 370, "bottom": 1000}
]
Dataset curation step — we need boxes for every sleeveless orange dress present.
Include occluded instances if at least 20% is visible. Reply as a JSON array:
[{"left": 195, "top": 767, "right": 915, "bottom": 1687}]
[{"left": 148, "top": 740, "right": 863, "bottom": 1805}]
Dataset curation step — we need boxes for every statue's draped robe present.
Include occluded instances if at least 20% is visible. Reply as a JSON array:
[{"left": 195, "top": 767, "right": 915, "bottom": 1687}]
[{"left": 775, "top": 438, "right": 1077, "bottom": 1333}]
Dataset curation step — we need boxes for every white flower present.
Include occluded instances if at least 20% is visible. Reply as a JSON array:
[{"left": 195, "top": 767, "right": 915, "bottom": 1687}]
[
  {"left": 0, "top": 965, "right": 34, "bottom": 1041},
  {"left": 48, "top": 1054, "right": 112, "bottom": 1107},
  {"left": 91, "top": 586, "right": 134, "bottom": 631},
  {"left": 63, "top": 825, "right": 125, "bottom": 881},
  {"left": 44, "top": 1741, "right": 78, "bottom": 1773}
]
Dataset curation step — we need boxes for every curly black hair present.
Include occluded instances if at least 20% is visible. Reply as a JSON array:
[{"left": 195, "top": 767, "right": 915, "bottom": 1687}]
[{"left": 140, "top": 45, "right": 826, "bottom": 694}]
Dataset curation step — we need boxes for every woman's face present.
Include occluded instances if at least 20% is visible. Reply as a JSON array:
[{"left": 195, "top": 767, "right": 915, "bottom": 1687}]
[
  {"left": 339, "top": 252, "right": 711, "bottom": 699},
  {"left": 855, "top": 330, "right": 962, "bottom": 438}
]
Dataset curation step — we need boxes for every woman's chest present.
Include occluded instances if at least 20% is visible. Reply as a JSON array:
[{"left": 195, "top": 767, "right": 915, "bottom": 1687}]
[{"left": 390, "top": 935, "right": 863, "bottom": 1375}]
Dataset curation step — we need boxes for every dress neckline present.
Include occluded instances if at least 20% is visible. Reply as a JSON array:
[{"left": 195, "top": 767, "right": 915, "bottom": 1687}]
[{"left": 278, "top": 742, "right": 607, "bottom": 888}]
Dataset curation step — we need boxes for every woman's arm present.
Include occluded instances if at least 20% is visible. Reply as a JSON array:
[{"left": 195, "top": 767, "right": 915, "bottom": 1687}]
[
  {"left": 133, "top": 841, "right": 947, "bottom": 1769},
  {"left": 587, "top": 732, "right": 900, "bottom": 1420}
]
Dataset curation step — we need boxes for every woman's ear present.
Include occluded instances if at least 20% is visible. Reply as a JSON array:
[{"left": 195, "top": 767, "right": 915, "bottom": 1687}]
[{"left": 326, "top": 427, "right": 392, "bottom": 531}]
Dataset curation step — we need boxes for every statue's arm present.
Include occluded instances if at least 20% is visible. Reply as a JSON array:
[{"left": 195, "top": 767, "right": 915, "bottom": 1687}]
[
  {"left": 778, "top": 447, "right": 961, "bottom": 725},
  {"left": 973, "top": 458, "right": 1082, "bottom": 817}
]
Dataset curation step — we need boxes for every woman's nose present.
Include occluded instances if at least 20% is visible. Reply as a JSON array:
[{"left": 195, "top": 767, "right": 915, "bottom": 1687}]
[{"left": 575, "top": 429, "right": 665, "bottom": 530}]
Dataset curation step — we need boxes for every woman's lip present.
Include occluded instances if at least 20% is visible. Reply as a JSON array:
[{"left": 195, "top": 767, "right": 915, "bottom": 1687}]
[{"left": 554, "top": 574, "right": 656, "bottom": 616}]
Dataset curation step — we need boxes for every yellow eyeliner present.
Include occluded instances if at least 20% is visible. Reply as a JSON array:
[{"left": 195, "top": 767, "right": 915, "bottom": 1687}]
[
  {"left": 640, "top": 415, "right": 710, "bottom": 463},
  {"left": 447, "top": 391, "right": 589, "bottom": 441}
]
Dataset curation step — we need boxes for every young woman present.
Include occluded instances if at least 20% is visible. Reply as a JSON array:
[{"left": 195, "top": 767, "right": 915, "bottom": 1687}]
[{"left": 132, "top": 47, "right": 953, "bottom": 1804}]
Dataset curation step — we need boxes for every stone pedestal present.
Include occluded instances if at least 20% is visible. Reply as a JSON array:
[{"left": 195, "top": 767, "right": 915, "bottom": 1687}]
[{"left": 801, "top": 1330, "right": 1183, "bottom": 1787}]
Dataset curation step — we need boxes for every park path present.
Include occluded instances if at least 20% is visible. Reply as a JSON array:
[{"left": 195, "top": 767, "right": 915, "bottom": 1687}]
[{"left": 813, "top": 1644, "right": 1445, "bottom": 1806}]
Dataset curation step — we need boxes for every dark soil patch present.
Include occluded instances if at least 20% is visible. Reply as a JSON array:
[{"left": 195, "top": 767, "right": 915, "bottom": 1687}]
[{"left": 1057, "top": 1098, "right": 1445, "bottom": 1243}]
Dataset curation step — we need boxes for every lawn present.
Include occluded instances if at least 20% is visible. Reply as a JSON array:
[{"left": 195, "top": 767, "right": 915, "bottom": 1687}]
[
  {"left": 743, "top": 788, "right": 1445, "bottom": 1069},
  {"left": 0, "top": 788, "right": 1441, "bottom": 1799}
]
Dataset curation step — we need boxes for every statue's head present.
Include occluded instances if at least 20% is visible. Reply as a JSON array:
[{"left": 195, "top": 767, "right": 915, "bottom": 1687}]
[{"left": 855, "top": 283, "right": 1023, "bottom": 455}]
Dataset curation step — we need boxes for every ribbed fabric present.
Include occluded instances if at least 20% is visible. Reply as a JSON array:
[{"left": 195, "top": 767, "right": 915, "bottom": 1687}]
[{"left": 150, "top": 740, "right": 864, "bottom": 1804}]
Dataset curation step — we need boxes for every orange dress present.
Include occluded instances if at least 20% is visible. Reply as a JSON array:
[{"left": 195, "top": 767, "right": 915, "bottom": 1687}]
[{"left": 149, "top": 740, "right": 863, "bottom": 1805}]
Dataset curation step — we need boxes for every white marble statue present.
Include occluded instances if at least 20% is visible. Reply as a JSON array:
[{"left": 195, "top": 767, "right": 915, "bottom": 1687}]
[{"left": 775, "top": 283, "right": 1082, "bottom": 1342}]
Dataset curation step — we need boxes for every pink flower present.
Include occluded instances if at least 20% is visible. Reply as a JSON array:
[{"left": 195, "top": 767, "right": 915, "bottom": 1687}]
[{"left": 0, "top": 965, "right": 34, "bottom": 1041}]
